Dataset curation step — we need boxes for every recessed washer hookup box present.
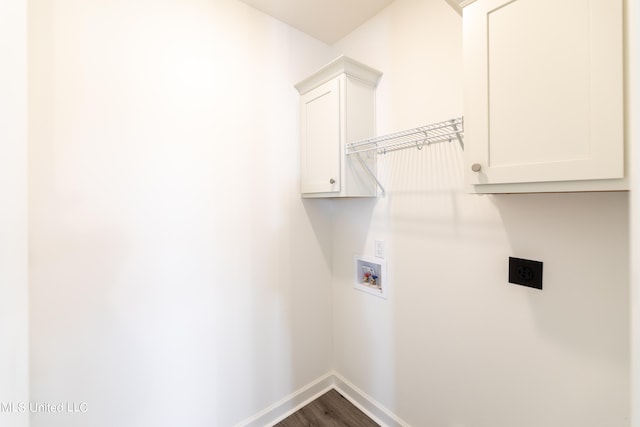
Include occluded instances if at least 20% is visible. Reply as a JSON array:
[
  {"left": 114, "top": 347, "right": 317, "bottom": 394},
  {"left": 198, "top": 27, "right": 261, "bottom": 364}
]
[{"left": 354, "top": 255, "right": 388, "bottom": 299}]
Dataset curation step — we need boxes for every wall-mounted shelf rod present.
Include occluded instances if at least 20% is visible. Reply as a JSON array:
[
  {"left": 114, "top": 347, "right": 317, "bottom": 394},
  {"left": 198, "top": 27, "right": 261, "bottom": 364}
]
[{"left": 346, "top": 117, "right": 464, "bottom": 155}]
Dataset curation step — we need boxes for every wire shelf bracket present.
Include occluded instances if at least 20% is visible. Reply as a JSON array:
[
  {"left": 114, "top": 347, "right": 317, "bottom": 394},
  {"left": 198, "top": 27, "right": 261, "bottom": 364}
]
[
  {"left": 345, "top": 117, "right": 464, "bottom": 195},
  {"left": 346, "top": 117, "right": 464, "bottom": 156}
]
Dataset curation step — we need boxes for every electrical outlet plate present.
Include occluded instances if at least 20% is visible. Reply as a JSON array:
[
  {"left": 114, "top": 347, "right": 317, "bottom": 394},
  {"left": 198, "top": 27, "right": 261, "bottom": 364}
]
[
  {"left": 508, "top": 257, "right": 543, "bottom": 290},
  {"left": 375, "top": 240, "right": 385, "bottom": 258}
]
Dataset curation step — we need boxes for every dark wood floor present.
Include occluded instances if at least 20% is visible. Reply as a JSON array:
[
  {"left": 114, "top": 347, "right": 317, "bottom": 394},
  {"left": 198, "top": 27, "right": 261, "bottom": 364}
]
[{"left": 274, "top": 389, "right": 379, "bottom": 427}]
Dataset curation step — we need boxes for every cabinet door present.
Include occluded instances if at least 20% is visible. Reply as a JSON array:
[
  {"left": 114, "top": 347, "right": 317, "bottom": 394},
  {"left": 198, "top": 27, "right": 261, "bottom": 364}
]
[
  {"left": 300, "top": 78, "right": 341, "bottom": 194},
  {"left": 464, "top": 0, "right": 623, "bottom": 186}
]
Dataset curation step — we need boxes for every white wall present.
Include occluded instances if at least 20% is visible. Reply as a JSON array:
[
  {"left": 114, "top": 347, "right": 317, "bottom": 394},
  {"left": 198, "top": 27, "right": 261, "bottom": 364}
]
[
  {"left": 331, "top": 0, "right": 630, "bottom": 426},
  {"left": 0, "top": 0, "right": 30, "bottom": 426},
  {"left": 23, "top": 0, "right": 636, "bottom": 425},
  {"left": 629, "top": 0, "right": 640, "bottom": 424},
  {"left": 28, "top": 0, "right": 335, "bottom": 425}
]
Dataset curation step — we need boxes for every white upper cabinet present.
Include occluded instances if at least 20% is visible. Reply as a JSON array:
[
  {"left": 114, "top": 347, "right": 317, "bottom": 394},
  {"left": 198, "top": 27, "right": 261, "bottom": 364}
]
[
  {"left": 300, "top": 78, "right": 342, "bottom": 194},
  {"left": 295, "top": 56, "right": 382, "bottom": 198},
  {"left": 463, "top": 0, "right": 626, "bottom": 193}
]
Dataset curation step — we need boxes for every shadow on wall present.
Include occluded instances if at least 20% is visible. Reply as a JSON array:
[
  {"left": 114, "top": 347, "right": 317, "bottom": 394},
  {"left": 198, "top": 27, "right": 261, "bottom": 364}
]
[
  {"left": 319, "top": 195, "right": 384, "bottom": 397},
  {"left": 329, "top": 140, "right": 471, "bottom": 421},
  {"left": 490, "top": 192, "right": 630, "bottom": 426},
  {"left": 484, "top": 192, "right": 630, "bottom": 426},
  {"left": 492, "top": 192, "right": 629, "bottom": 364},
  {"left": 282, "top": 197, "right": 338, "bottom": 394},
  {"left": 332, "top": 137, "right": 630, "bottom": 425},
  {"left": 301, "top": 198, "right": 336, "bottom": 268},
  {"left": 375, "top": 136, "right": 503, "bottom": 242}
]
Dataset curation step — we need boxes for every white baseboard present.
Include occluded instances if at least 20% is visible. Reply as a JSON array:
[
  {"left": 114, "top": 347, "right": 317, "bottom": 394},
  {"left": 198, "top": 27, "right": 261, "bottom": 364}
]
[
  {"left": 235, "top": 371, "right": 410, "bottom": 427},
  {"left": 234, "top": 372, "right": 335, "bottom": 427},
  {"left": 332, "top": 371, "right": 410, "bottom": 427}
]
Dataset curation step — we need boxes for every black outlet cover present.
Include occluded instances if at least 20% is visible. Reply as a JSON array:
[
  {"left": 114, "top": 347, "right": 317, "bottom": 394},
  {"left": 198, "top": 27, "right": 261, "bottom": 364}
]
[{"left": 509, "top": 257, "right": 543, "bottom": 290}]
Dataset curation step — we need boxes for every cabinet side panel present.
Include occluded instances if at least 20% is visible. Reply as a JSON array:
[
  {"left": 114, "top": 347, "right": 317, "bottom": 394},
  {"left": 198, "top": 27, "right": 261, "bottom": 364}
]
[{"left": 344, "top": 77, "right": 377, "bottom": 197}]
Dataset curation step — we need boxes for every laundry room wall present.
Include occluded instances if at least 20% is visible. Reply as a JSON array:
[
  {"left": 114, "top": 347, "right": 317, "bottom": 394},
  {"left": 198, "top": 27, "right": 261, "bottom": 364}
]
[
  {"left": 27, "top": 0, "right": 335, "bottom": 425},
  {"left": 0, "top": 0, "right": 29, "bottom": 426},
  {"left": 330, "top": 0, "right": 630, "bottom": 425}
]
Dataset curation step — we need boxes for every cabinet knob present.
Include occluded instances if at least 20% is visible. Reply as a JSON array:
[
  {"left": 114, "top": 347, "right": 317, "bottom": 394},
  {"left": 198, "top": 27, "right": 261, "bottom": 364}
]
[
  {"left": 471, "top": 163, "right": 482, "bottom": 172},
  {"left": 329, "top": 178, "right": 336, "bottom": 184}
]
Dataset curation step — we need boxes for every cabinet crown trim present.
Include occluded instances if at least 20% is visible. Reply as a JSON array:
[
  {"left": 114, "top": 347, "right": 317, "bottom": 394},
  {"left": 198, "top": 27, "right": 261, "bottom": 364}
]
[{"left": 295, "top": 55, "right": 382, "bottom": 95}]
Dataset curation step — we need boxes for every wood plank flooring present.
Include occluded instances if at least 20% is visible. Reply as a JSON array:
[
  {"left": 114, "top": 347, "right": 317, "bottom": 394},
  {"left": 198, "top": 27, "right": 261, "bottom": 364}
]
[{"left": 274, "top": 389, "right": 379, "bottom": 427}]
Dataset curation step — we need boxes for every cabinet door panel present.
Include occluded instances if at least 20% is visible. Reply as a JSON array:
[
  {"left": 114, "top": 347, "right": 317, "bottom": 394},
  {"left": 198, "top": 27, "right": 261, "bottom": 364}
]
[
  {"left": 464, "top": 0, "right": 623, "bottom": 186},
  {"left": 301, "top": 79, "right": 341, "bottom": 194}
]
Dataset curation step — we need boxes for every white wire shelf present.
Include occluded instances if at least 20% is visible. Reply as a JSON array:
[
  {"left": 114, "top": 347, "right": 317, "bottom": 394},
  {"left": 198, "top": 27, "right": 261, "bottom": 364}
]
[{"left": 345, "top": 116, "right": 464, "bottom": 155}]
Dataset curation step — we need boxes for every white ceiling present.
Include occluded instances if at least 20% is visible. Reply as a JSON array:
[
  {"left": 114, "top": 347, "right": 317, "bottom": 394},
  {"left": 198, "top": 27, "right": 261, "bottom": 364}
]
[
  {"left": 238, "top": 0, "right": 395, "bottom": 45},
  {"left": 238, "top": 0, "right": 464, "bottom": 44}
]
